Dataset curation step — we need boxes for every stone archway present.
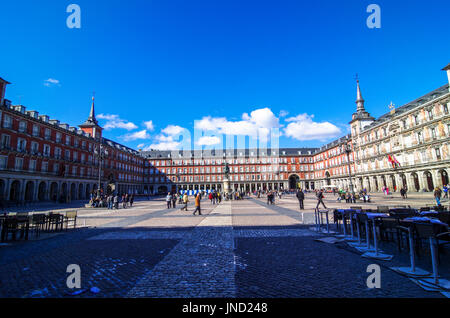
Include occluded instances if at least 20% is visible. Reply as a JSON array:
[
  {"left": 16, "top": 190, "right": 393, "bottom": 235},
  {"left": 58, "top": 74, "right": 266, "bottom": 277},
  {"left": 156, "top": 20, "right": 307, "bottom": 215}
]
[
  {"left": 61, "top": 183, "right": 68, "bottom": 203},
  {"left": 439, "top": 169, "right": 449, "bottom": 186},
  {"left": 288, "top": 174, "right": 300, "bottom": 190},
  {"left": 158, "top": 185, "right": 168, "bottom": 194},
  {"left": 400, "top": 174, "right": 407, "bottom": 190},
  {"left": 85, "top": 184, "right": 91, "bottom": 200},
  {"left": 50, "top": 182, "right": 58, "bottom": 202},
  {"left": 78, "top": 183, "right": 84, "bottom": 200},
  {"left": 70, "top": 183, "right": 77, "bottom": 201},
  {"left": 0, "top": 179, "right": 5, "bottom": 202},
  {"left": 411, "top": 173, "right": 420, "bottom": 191},
  {"left": 9, "top": 180, "right": 21, "bottom": 202},
  {"left": 424, "top": 171, "right": 434, "bottom": 191},
  {"left": 38, "top": 181, "right": 47, "bottom": 201},
  {"left": 24, "top": 181, "right": 34, "bottom": 202}
]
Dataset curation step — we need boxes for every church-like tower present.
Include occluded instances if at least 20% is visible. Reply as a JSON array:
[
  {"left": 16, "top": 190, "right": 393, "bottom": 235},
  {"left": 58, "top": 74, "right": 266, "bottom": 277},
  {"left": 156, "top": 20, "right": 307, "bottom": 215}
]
[
  {"left": 79, "top": 94, "right": 103, "bottom": 139},
  {"left": 349, "top": 78, "right": 374, "bottom": 137}
]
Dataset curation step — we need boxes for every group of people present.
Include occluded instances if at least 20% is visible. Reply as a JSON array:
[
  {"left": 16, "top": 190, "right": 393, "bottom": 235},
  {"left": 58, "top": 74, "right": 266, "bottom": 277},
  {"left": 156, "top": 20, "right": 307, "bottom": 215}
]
[
  {"left": 90, "top": 193, "right": 134, "bottom": 209},
  {"left": 208, "top": 191, "right": 222, "bottom": 204},
  {"left": 166, "top": 192, "right": 203, "bottom": 215}
]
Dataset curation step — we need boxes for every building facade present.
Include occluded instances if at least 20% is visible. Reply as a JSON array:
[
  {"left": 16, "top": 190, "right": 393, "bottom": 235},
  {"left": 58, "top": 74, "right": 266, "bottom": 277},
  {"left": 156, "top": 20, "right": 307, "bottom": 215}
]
[
  {"left": 0, "top": 88, "right": 144, "bottom": 204},
  {"left": 0, "top": 63, "right": 449, "bottom": 202}
]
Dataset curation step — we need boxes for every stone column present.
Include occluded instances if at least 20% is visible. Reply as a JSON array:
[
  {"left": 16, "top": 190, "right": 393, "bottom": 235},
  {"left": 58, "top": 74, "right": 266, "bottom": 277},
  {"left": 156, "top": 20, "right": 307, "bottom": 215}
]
[
  {"left": 395, "top": 174, "right": 404, "bottom": 191},
  {"left": 369, "top": 176, "right": 376, "bottom": 192},
  {"left": 417, "top": 172, "right": 427, "bottom": 191},
  {"left": 433, "top": 170, "right": 443, "bottom": 188},
  {"left": 404, "top": 172, "right": 415, "bottom": 192},
  {"left": 376, "top": 176, "right": 384, "bottom": 191}
]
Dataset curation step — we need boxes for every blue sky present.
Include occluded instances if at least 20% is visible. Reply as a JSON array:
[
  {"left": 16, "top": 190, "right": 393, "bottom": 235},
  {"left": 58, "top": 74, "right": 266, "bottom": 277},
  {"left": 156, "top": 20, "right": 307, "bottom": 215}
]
[{"left": 1, "top": 0, "right": 449, "bottom": 150}]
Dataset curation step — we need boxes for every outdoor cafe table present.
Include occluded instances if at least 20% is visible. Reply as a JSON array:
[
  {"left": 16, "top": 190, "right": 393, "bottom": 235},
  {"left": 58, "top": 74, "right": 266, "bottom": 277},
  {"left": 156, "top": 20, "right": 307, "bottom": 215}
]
[
  {"left": 0, "top": 214, "right": 30, "bottom": 242},
  {"left": 335, "top": 209, "right": 363, "bottom": 238}
]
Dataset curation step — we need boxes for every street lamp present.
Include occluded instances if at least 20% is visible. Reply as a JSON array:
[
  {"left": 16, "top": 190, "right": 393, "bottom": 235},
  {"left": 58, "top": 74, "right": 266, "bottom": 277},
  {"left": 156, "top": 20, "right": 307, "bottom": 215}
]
[
  {"left": 94, "top": 139, "right": 109, "bottom": 198},
  {"left": 343, "top": 139, "right": 355, "bottom": 194}
]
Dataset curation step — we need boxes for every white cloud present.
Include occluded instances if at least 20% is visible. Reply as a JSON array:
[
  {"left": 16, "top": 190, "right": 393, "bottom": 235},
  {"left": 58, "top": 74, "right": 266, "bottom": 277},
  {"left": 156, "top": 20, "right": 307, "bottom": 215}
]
[
  {"left": 44, "top": 78, "right": 60, "bottom": 87},
  {"left": 97, "top": 114, "right": 138, "bottom": 131},
  {"left": 196, "top": 136, "right": 221, "bottom": 146},
  {"left": 147, "top": 125, "right": 189, "bottom": 150},
  {"left": 145, "top": 141, "right": 182, "bottom": 151},
  {"left": 143, "top": 120, "right": 154, "bottom": 131},
  {"left": 121, "top": 129, "right": 151, "bottom": 142},
  {"left": 194, "top": 107, "right": 280, "bottom": 141},
  {"left": 137, "top": 143, "right": 145, "bottom": 149},
  {"left": 161, "top": 125, "right": 185, "bottom": 136},
  {"left": 279, "top": 110, "right": 289, "bottom": 117},
  {"left": 284, "top": 114, "right": 342, "bottom": 141}
]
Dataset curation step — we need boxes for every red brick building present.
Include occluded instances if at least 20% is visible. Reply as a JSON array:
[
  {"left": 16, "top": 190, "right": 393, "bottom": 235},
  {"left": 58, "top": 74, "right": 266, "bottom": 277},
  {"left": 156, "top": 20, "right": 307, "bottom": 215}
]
[{"left": 0, "top": 80, "right": 144, "bottom": 204}]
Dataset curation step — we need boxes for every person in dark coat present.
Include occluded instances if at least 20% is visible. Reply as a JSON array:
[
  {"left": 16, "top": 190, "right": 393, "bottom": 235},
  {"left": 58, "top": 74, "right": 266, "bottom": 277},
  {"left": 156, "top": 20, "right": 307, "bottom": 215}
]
[
  {"left": 296, "top": 189, "right": 305, "bottom": 210},
  {"left": 316, "top": 190, "right": 327, "bottom": 210}
]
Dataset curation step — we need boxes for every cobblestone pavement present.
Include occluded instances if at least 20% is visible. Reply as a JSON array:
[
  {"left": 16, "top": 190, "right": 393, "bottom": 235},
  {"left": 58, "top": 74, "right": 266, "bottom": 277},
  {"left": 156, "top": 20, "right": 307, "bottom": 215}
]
[{"left": 0, "top": 195, "right": 448, "bottom": 298}]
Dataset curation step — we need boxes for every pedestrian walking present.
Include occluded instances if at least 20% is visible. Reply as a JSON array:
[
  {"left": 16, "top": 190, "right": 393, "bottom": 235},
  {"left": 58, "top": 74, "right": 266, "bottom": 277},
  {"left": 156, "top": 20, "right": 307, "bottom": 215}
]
[
  {"left": 172, "top": 193, "right": 177, "bottom": 209},
  {"left": 209, "top": 192, "right": 214, "bottom": 204},
  {"left": 181, "top": 193, "right": 189, "bottom": 211},
  {"left": 316, "top": 189, "right": 327, "bottom": 210},
  {"left": 114, "top": 194, "right": 119, "bottom": 209},
  {"left": 166, "top": 192, "right": 172, "bottom": 209},
  {"left": 106, "top": 195, "right": 111, "bottom": 209},
  {"left": 296, "top": 189, "right": 304, "bottom": 210},
  {"left": 193, "top": 193, "right": 202, "bottom": 215},
  {"left": 122, "top": 194, "right": 127, "bottom": 209},
  {"left": 400, "top": 187, "right": 406, "bottom": 199},
  {"left": 434, "top": 187, "right": 442, "bottom": 206},
  {"left": 129, "top": 194, "right": 134, "bottom": 207}
]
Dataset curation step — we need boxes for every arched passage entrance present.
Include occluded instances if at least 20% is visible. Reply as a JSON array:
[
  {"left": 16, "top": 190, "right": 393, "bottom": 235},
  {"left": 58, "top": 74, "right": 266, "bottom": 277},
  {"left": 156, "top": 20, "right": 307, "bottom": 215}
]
[
  {"left": 85, "top": 184, "right": 91, "bottom": 199},
  {"left": 411, "top": 173, "right": 420, "bottom": 191},
  {"left": 424, "top": 171, "right": 434, "bottom": 191},
  {"left": 38, "top": 182, "right": 47, "bottom": 201},
  {"left": 50, "top": 182, "right": 58, "bottom": 202},
  {"left": 439, "top": 169, "right": 449, "bottom": 186},
  {"left": 158, "top": 185, "right": 168, "bottom": 194},
  {"left": 288, "top": 174, "right": 300, "bottom": 190},
  {"left": 78, "top": 183, "right": 84, "bottom": 200},
  {"left": 61, "top": 183, "right": 68, "bottom": 203},
  {"left": 0, "top": 179, "right": 5, "bottom": 201},
  {"left": 70, "top": 183, "right": 77, "bottom": 201},
  {"left": 400, "top": 174, "right": 407, "bottom": 190},
  {"left": 9, "top": 180, "right": 21, "bottom": 202},
  {"left": 25, "top": 181, "right": 34, "bottom": 202}
]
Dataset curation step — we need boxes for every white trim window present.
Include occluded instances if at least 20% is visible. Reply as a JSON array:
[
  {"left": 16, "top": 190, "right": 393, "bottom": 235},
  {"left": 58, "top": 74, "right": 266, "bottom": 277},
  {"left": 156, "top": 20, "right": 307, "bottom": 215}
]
[
  {"left": 0, "top": 155, "right": 8, "bottom": 169},
  {"left": 2, "top": 114, "right": 12, "bottom": 129}
]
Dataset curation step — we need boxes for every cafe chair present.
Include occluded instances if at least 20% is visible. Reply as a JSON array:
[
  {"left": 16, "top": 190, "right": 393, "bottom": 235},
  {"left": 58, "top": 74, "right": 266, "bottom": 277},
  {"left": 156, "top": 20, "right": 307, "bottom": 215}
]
[
  {"left": 1, "top": 218, "right": 19, "bottom": 242},
  {"left": 47, "top": 213, "right": 64, "bottom": 232},
  {"left": 64, "top": 211, "right": 77, "bottom": 230},
  {"left": 413, "top": 223, "right": 450, "bottom": 290},
  {"left": 31, "top": 214, "right": 46, "bottom": 238},
  {"left": 391, "top": 223, "right": 431, "bottom": 278}
]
